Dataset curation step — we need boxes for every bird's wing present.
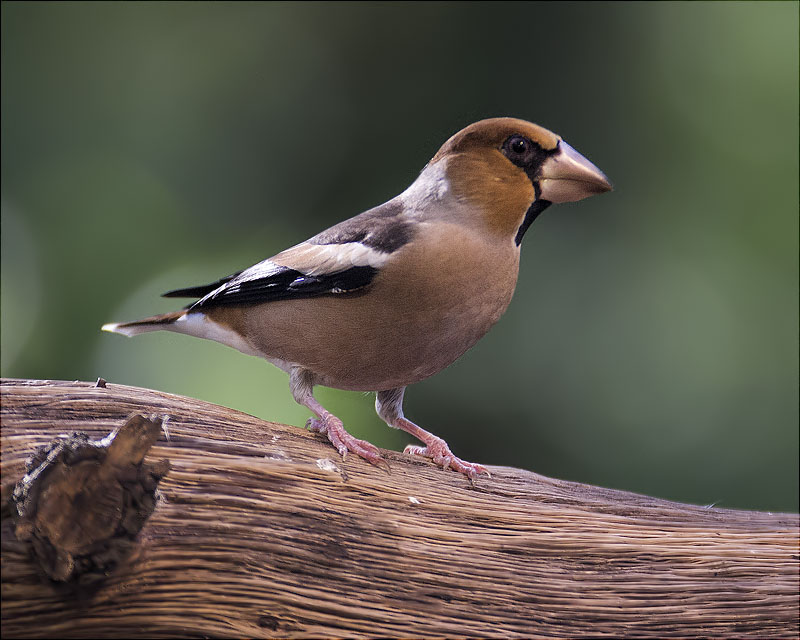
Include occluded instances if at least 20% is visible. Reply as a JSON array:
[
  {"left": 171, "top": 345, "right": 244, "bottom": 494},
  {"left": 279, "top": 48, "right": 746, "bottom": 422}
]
[
  {"left": 164, "top": 199, "right": 415, "bottom": 311},
  {"left": 162, "top": 275, "right": 240, "bottom": 299}
]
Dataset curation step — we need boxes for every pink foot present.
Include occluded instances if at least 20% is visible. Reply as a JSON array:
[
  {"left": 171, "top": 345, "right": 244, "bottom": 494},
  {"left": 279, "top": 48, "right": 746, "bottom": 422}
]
[
  {"left": 404, "top": 436, "right": 491, "bottom": 479},
  {"left": 306, "top": 415, "right": 385, "bottom": 468}
]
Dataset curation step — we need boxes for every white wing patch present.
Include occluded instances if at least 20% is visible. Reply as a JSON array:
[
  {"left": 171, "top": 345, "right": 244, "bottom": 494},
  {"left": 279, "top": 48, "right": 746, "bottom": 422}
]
[
  {"left": 271, "top": 241, "right": 389, "bottom": 276},
  {"left": 233, "top": 259, "right": 285, "bottom": 281}
]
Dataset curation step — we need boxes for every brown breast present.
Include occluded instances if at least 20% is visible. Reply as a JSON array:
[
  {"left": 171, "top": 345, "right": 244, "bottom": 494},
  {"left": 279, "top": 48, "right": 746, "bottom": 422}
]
[{"left": 224, "top": 221, "right": 521, "bottom": 391}]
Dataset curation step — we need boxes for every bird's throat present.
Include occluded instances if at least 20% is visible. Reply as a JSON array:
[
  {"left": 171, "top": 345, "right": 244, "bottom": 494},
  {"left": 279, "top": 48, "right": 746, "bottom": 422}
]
[{"left": 515, "top": 199, "right": 552, "bottom": 245}]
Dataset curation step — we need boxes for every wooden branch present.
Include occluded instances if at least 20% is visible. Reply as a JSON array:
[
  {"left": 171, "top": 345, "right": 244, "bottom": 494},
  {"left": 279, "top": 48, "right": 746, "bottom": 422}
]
[
  {"left": 10, "top": 413, "right": 170, "bottom": 583},
  {"left": 1, "top": 379, "right": 798, "bottom": 638}
]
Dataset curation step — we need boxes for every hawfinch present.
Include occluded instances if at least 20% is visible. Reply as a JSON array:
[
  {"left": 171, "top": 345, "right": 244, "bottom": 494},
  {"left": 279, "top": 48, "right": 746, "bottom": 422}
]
[{"left": 103, "top": 118, "right": 611, "bottom": 479}]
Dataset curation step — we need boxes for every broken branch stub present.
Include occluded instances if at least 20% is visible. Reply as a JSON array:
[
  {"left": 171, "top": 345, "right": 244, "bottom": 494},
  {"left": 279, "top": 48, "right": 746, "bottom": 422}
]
[{"left": 12, "top": 414, "right": 170, "bottom": 583}]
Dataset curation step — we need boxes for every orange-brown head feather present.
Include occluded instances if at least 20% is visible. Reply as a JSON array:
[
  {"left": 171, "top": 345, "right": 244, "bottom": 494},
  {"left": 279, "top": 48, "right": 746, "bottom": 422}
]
[{"left": 429, "top": 118, "right": 561, "bottom": 240}]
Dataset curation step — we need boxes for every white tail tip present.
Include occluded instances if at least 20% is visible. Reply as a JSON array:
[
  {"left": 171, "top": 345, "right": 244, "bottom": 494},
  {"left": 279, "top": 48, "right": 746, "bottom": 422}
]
[{"left": 101, "top": 322, "right": 152, "bottom": 337}]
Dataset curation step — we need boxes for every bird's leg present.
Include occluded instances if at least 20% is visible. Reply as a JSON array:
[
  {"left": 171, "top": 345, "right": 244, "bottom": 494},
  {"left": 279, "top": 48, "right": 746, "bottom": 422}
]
[
  {"left": 376, "top": 388, "right": 490, "bottom": 479},
  {"left": 290, "top": 368, "right": 384, "bottom": 466}
]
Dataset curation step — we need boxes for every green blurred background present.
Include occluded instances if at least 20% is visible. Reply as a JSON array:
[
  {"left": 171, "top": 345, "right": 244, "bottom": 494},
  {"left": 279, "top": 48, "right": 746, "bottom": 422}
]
[{"left": 2, "top": 2, "right": 797, "bottom": 511}]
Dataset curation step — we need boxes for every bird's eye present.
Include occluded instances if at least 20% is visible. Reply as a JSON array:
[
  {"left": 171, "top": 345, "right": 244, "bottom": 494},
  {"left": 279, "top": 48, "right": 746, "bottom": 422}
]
[
  {"left": 502, "top": 134, "right": 542, "bottom": 169},
  {"left": 510, "top": 136, "right": 528, "bottom": 155}
]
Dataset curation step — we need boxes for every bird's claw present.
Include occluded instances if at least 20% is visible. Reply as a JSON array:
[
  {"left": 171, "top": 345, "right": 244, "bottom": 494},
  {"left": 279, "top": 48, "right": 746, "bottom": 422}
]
[
  {"left": 404, "top": 439, "right": 491, "bottom": 479},
  {"left": 307, "top": 416, "right": 386, "bottom": 470}
]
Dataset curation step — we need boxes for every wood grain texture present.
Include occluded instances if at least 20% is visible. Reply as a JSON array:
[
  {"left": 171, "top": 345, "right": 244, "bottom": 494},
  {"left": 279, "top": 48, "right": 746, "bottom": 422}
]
[{"left": 1, "top": 379, "right": 798, "bottom": 638}]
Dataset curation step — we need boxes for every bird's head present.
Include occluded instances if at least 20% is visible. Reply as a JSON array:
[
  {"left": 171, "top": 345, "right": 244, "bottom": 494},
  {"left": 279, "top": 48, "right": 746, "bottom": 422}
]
[{"left": 422, "top": 117, "right": 612, "bottom": 244}]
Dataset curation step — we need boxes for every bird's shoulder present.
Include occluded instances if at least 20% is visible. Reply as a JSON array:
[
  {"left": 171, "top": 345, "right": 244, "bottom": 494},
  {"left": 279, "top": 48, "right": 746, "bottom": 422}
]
[{"left": 307, "top": 197, "right": 414, "bottom": 254}]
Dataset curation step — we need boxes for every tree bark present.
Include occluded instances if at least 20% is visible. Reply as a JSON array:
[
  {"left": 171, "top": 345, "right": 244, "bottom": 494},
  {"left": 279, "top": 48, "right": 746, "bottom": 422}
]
[{"left": 1, "top": 378, "right": 798, "bottom": 638}]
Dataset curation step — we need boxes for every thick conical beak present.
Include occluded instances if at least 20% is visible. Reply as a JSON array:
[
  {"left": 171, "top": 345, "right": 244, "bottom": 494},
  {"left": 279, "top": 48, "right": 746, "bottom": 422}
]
[{"left": 539, "top": 140, "right": 612, "bottom": 203}]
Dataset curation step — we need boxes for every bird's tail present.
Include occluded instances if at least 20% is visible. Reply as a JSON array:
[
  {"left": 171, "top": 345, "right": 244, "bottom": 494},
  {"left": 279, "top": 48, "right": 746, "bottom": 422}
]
[{"left": 101, "top": 311, "right": 187, "bottom": 337}]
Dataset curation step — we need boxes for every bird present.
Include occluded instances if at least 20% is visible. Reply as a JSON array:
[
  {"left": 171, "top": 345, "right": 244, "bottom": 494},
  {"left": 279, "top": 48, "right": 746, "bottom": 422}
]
[{"left": 102, "top": 117, "right": 611, "bottom": 479}]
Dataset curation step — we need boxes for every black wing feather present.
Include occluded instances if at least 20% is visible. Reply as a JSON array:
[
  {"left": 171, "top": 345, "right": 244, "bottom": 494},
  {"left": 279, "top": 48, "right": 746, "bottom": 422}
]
[
  {"left": 162, "top": 273, "right": 241, "bottom": 299},
  {"left": 183, "top": 262, "right": 377, "bottom": 311}
]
